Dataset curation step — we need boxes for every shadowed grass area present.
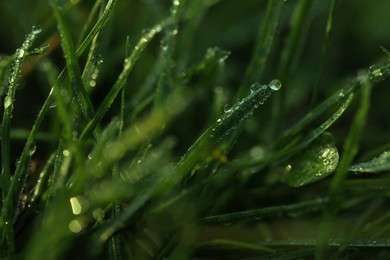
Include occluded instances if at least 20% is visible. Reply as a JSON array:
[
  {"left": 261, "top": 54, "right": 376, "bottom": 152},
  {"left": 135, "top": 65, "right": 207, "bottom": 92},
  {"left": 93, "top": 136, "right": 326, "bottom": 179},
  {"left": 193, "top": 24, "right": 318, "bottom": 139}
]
[{"left": 0, "top": 0, "right": 390, "bottom": 259}]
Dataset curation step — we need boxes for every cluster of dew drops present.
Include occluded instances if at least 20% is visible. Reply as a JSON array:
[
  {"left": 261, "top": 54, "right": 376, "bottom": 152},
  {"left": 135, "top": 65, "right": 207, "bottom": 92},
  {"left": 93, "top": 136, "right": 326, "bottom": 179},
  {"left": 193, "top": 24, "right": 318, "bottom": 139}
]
[{"left": 4, "top": 25, "right": 42, "bottom": 110}]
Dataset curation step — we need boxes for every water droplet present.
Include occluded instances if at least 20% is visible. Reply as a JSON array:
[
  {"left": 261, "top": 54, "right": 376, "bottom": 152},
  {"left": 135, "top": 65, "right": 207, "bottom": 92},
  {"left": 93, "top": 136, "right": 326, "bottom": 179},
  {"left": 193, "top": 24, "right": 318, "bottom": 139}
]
[
  {"left": 89, "top": 80, "right": 96, "bottom": 87},
  {"left": 29, "top": 144, "right": 37, "bottom": 156},
  {"left": 216, "top": 118, "right": 222, "bottom": 123},
  {"left": 268, "top": 79, "right": 282, "bottom": 91},
  {"left": 16, "top": 48, "right": 25, "bottom": 58},
  {"left": 172, "top": 29, "right": 179, "bottom": 35},
  {"left": 250, "top": 83, "right": 261, "bottom": 93},
  {"left": 4, "top": 96, "right": 12, "bottom": 109},
  {"left": 368, "top": 65, "right": 384, "bottom": 83},
  {"left": 223, "top": 103, "right": 234, "bottom": 113},
  {"left": 32, "top": 25, "right": 42, "bottom": 34}
]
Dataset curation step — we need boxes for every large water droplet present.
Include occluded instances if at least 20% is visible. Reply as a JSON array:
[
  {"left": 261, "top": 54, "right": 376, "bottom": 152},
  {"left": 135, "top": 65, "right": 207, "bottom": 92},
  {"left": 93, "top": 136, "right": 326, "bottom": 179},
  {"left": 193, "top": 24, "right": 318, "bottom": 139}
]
[
  {"left": 4, "top": 96, "right": 12, "bottom": 109},
  {"left": 16, "top": 48, "right": 25, "bottom": 58},
  {"left": 268, "top": 79, "right": 282, "bottom": 91}
]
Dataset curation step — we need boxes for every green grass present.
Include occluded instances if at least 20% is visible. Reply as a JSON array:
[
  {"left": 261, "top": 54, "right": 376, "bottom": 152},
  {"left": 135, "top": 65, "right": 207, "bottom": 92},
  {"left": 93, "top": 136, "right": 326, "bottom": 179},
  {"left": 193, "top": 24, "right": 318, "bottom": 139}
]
[{"left": 1, "top": 0, "right": 390, "bottom": 259}]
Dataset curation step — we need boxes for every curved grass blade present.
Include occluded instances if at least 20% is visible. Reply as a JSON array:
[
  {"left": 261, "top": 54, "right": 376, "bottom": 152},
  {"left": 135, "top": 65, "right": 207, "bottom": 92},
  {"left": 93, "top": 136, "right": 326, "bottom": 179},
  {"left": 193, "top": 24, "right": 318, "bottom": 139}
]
[
  {"left": 317, "top": 72, "right": 373, "bottom": 259},
  {"left": 1, "top": 26, "right": 41, "bottom": 197},
  {"left": 275, "top": 92, "right": 354, "bottom": 159},
  {"left": 0, "top": 26, "right": 42, "bottom": 254},
  {"left": 349, "top": 151, "right": 390, "bottom": 173},
  {"left": 50, "top": 0, "right": 96, "bottom": 123},
  {"left": 79, "top": 19, "right": 169, "bottom": 141},
  {"left": 281, "top": 132, "right": 339, "bottom": 187},
  {"left": 178, "top": 80, "right": 282, "bottom": 176},
  {"left": 274, "top": 79, "right": 357, "bottom": 150}
]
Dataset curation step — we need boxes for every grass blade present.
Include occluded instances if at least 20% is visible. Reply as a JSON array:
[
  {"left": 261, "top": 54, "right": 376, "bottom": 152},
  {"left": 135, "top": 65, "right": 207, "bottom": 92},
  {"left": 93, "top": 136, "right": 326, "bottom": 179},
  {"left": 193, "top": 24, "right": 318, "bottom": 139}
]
[
  {"left": 0, "top": 26, "right": 42, "bottom": 254},
  {"left": 238, "top": 0, "right": 285, "bottom": 96},
  {"left": 79, "top": 19, "right": 168, "bottom": 141}
]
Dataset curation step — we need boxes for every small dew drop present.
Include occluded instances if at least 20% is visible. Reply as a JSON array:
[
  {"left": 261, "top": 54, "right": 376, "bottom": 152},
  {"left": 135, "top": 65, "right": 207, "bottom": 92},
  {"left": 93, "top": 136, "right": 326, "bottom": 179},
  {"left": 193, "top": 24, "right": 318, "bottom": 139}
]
[
  {"left": 29, "top": 144, "right": 37, "bottom": 156},
  {"left": 368, "top": 65, "right": 384, "bottom": 82},
  {"left": 223, "top": 103, "right": 233, "bottom": 113},
  {"left": 250, "top": 83, "right": 261, "bottom": 93},
  {"left": 16, "top": 48, "right": 25, "bottom": 58},
  {"left": 4, "top": 96, "right": 12, "bottom": 109},
  {"left": 89, "top": 80, "right": 96, "bottom": 87},
  {"left": 172, "top": 29, "right": 179, "bottom": 35},
  {"left": 63, "top": 150, "right": 70, "bottom": 157},
  {"left": 32, "top": 25, "right": 42, "bottom": 34},
  {"left": 268, "top": 79, "right": 282, "bottom": 91}
]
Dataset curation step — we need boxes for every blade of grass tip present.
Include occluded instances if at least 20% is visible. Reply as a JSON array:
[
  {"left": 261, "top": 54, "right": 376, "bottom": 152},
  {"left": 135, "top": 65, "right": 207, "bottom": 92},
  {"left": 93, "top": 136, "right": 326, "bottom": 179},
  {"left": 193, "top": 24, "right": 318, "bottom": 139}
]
[
  {"left": 237, "top": 0, "right": 285, "bottom": 98},
  {"left": 76, "top": 0, "right": 104, "bottom": 46},
  {"left": 0, "top": 26, "right": 41, "bottom": 254},
  {"left": 276, "top": 54, "right": 390, "bottom": 150},
  {"left": 79, "top": 19, "right": 169, "bottom": 142},
  {"left": 76, "top": 0, "right": 117, "bottom": 57},
  {"left": 310, "top": 0, "right": 338, "bottom": 107},
  {"left": 80, "top": 1, "right": 106, "bottom": 92},
  {"left": 275, "top": 92, "right": 354, "bottom": 160},
  {"left": 50, "top": 0, "right": 97, "bottom": 121},
  {"left": 316, "top": 71, "right": 372, "bottom": 259},
  {"left": 154, "top": 1, "right": 180, "bottom": 106},
  {"left": 274, "top": 77, "right": 359, "bottom": 150}
]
